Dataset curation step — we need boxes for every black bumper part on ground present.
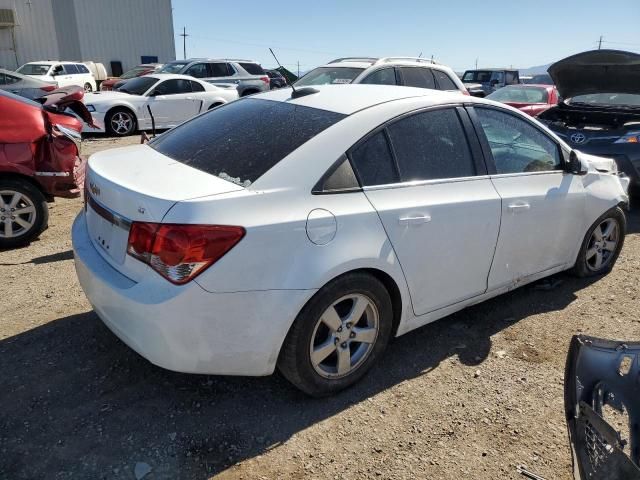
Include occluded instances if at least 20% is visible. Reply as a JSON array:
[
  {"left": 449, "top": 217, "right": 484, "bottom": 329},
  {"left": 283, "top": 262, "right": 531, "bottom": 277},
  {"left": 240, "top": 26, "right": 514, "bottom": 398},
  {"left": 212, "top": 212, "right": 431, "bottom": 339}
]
[{"left": 565, "top": 335, "right": 640, "bottom": 479}]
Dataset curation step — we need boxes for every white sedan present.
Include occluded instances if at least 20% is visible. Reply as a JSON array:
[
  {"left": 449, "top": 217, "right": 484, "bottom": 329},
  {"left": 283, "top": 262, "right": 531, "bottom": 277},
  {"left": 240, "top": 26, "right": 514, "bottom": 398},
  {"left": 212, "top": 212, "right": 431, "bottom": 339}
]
[
  {"left": 72, "top": 85, "right": 629, "bottom": 396},
  {"left": 82, "top": 73, "right": 238, "bottom": 136}
]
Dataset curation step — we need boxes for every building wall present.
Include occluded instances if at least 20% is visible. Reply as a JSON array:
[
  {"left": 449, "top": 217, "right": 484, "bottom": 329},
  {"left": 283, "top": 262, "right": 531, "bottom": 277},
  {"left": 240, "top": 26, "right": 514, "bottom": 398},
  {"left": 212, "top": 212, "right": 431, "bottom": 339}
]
[{"left": 0, "top": 0, "right": 175, "bottom": 74}]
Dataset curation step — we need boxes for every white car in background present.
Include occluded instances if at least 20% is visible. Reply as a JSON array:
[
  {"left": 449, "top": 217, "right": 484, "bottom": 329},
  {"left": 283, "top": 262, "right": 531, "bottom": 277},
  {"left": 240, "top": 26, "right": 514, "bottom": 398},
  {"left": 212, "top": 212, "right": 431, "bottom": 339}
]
[
  {"left": 16, "top": 61, "right": 96, "bottom": 92},
  {"left": 295, "top": 56, "right": 468, "bottom": 94},
  {"left": 73, "top": 85, "right": 628, "bottom": 397},
  {"left": 82, "top": 74, "right": 238, "bottom": 136}
]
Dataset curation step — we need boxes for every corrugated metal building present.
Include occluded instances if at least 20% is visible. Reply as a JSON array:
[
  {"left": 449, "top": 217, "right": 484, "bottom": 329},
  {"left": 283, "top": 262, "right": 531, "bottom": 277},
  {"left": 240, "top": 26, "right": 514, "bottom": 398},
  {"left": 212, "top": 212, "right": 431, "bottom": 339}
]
[{"left": 0, "top": 0, "right": 175, "bottom": 74}]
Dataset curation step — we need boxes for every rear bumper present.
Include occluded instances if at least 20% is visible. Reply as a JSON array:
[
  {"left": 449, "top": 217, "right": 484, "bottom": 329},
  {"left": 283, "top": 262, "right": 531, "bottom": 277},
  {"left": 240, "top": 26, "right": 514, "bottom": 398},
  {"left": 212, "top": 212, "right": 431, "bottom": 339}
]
[
  {"left": 72, "top": 212, "right": 314, "bottom": 376},
  {"left": 37, "top": 156, "right": 86, "bottom": 198}
]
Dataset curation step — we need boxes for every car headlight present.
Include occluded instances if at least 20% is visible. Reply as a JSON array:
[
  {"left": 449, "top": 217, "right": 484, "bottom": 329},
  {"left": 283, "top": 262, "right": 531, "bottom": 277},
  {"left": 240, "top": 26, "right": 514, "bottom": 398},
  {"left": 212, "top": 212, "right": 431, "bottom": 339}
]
[
  {"left": 86, "top": 105, "right": 96, "bottom": 113},
  {"left": 614, "top": 132, "right": 640, "bottom": 144}
]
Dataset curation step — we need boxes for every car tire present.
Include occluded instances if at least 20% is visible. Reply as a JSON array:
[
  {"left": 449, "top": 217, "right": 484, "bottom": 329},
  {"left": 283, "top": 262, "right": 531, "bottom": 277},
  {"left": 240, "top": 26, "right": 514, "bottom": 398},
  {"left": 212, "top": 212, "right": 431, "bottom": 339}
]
[
  {"left": 105, "top": 108, "right": 136, "bottom": 137},
  {"left": 84, "top": 83, "right": 93, "bottom": 93},
  {"left": 572, "top": 206, "right": 626, "bottom": 277},
  {"left": 0, "top": 179, "right": 48, "bottom": 249},
  {"left": 278, "top": 272, "right": 393, "bottom": 397}
]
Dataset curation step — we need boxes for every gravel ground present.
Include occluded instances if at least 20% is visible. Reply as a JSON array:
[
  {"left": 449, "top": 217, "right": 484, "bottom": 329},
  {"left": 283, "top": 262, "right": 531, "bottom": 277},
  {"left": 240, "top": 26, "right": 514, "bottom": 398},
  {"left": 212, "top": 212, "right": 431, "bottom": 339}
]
[{"left": 1, "top": 136, "right": 639, "bottom": 479}]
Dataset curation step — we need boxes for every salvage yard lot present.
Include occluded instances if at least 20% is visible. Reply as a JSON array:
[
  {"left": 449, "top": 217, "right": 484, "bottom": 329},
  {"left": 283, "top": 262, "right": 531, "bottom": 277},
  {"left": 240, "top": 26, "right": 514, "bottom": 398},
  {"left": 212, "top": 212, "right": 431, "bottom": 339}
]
[{"left": 1, "top": 136, "right": 639, "bottom": 480}]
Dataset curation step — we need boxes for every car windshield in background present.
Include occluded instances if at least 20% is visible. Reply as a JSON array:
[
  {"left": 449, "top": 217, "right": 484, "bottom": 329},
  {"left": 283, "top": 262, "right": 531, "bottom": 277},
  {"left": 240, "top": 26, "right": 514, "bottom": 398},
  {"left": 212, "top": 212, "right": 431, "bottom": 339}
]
[
  {"left": 158, "top": 62, "right": 189, "bottom": 74},
  {"left": 295, "top": 67, "right": 365, "bottom": 86},
  {"left": 569, "top": 93, "right": 640, "bottom": 108},
  {"left": 462, "top": 70, "right": 502, "bottom": 83},
  {"left": 116, "top": 76, "right": 158, "bottom": 95},
  {"left": 16, "top": 64, "right": 51, "bottom": 75},
  {"left": 120, "top": 67, "right": 148, "bottom": 79},
  {"left": 488, "top": 86, "right": 548, "bottom": 103},
  {"left": 149, "top": 98, "right": 346, "bottom": 186}
]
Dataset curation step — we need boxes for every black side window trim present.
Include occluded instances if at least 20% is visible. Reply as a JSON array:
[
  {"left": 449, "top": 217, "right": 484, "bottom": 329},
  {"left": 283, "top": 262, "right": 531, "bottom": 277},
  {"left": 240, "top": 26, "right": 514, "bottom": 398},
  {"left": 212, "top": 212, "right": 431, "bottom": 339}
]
[
  {"left": 466, "top": 104, "right": 565, "bottom": 175},
  {"left": 312, "top": 154, "right": 362, "bottom": 195}
]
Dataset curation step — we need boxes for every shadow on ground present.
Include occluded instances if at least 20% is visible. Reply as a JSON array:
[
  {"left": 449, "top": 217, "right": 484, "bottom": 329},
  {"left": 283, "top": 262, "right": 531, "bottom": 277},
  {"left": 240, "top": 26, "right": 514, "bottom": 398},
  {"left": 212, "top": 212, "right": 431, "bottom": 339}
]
[{"left": 0, "top": 271, "right": 604, "bottom": 479}]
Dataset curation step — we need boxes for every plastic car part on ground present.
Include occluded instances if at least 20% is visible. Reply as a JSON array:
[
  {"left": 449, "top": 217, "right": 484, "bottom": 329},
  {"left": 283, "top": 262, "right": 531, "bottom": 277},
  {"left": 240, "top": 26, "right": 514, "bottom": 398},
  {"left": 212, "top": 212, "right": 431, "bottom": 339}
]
[{"left": 565, "top": 335, "right": 640, "bottom": 479}]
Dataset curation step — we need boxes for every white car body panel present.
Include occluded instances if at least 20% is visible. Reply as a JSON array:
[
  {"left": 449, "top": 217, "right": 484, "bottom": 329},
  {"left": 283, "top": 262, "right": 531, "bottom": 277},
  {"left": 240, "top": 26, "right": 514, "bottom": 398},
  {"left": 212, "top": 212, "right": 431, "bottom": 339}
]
[
  {"left": 18, "top": 61, "right": 96, "bottom": 90},
  {"left": 82, "top": 74, "right": 239, "bottom": 133},
  {"left": 73, "top": 85, "right": 629, "bottom": 376}
]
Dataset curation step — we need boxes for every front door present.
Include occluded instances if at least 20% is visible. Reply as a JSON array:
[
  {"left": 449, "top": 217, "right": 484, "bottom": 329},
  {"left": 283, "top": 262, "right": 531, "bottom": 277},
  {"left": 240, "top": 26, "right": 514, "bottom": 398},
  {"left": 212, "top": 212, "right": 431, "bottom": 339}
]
[
  {"left": 145, "top": 79, "right": 200, "bottom": 128},
  {"left": 350, "top": 107, "right": 502, "bottom": 316},
  {"left": 470, "top": 106, "right": 586, "bottom": 290}
]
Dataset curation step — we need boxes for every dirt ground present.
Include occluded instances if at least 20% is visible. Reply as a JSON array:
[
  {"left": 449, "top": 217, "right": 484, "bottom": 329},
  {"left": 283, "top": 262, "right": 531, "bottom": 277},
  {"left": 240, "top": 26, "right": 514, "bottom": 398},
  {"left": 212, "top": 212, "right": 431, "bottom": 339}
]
[{"left": 1, "top": 135, "right": 639, "bottom": 480}]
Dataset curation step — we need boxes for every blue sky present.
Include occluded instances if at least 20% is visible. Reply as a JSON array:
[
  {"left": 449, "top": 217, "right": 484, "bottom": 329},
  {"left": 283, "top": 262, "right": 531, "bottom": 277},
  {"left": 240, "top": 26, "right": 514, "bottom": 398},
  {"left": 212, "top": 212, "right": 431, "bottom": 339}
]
[{"left": 171, "top": 0, "right": 640, "bottom": 73}]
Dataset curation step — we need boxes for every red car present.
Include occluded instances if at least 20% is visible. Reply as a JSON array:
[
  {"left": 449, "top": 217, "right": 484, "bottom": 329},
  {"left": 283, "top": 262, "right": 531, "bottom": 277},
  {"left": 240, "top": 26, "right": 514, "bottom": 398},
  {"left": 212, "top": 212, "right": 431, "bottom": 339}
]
[
  {"left": 486, "top": 84, "right": 559, "bottom": 117},
  {"left": 0, "top": 87, "right": 93, "bottom": 248},
  {"left": 100, "top": 63, "right": 160, "bottom": 91}
]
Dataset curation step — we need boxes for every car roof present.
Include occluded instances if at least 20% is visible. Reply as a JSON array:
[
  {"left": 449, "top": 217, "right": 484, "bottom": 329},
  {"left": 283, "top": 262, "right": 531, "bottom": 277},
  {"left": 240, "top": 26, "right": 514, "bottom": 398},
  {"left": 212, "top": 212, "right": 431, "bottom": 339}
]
[
  {"left": 26, "top": 61, "right": 82, "bottom": 65},
  {"left": 168, "top": 58, "right": 259, "bottom": 64},
  {"left": 255, "top": 84, "right": 471, "bottom": 115}
]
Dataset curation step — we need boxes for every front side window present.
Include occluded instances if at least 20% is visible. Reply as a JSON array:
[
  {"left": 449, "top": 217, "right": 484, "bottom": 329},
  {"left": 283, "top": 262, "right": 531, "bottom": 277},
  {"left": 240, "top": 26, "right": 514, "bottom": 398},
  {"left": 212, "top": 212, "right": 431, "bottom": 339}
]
[
  {"left": 185, "top": 63, "right": 208, "bottom": 78},
  {"left": 158, "top": 62, "right": 189, "bottom": 74},
  {"left": 360, "top": 68, "right": 397, "bottom": 86},
  {"left": 350, "top": 131, "right": 398, "bottom": 186},
  {"left": 475, "top": 107, "right": 561, "bottom": 174},
  {"left": 433, "top": 70, "right": 457, "bottom": 90},
  {"left": 150, "top": 98, "right": 346, "bottom": 187},
  {"left": 387, "top": 108, "right": 475, "bottom": 182},
  {"left": 399, "top": 67, "right": 435, "bottom": 89},
  {"left": 153, "top": 79, "right": 192, "bottom": 95}
]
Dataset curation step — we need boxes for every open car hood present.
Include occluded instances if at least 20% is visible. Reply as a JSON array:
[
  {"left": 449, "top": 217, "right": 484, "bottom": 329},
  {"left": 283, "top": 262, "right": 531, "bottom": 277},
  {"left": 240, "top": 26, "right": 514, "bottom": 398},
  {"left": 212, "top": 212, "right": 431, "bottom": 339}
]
[
  {"left": 37, "top": 86, "right": 95, "bottom": 127},
  {"left": 565, "top": 335, "right": 640, "bottom": 479},
  {"left": 549, "top": 49, "right": 640, "bottom": 99}
]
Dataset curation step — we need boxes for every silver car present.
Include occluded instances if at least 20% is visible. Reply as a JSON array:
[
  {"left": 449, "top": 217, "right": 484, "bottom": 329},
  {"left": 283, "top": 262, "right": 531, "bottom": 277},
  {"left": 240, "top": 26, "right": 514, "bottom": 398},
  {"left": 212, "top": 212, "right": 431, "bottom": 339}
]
[
  {"left": 157, "top": 58, "right": 270, "bottom": 96},
  {"left": 0, "top": 68, "right": 56, "bottom": 99}
]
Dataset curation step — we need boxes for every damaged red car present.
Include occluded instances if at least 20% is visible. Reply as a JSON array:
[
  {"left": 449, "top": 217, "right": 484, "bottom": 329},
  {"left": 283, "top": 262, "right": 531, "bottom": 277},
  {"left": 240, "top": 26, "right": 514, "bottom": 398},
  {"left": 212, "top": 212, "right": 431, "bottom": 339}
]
[{"left": 0, "top": 87, "right": 93, "bottom": 248}]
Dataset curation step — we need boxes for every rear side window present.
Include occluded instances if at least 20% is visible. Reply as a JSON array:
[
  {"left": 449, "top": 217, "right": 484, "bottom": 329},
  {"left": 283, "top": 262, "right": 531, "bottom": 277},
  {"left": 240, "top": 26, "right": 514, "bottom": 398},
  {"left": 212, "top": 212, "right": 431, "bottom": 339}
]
[
  {"left": 208, "top": 63, "right": 232, "bottom": 77},
  {"left": 433, "top": 70, "right": 458, "bottom": 90},
  {"left": 150, "top": 98, "right": 346, "bottom": 186},
  {"left": 350, "top": 131, "right": 398, "bottom": 186},
  {"left": 190, "top": 80, "right": 204, "bottom": 92},
  {"left": 64, "top": 64, "right": 79, "bottom": 74},
  {"left": 387, "top": 108, "right": 475, "bottom": 181},
  {"left": 505, "top": 71, "right": 518, "bottom": 84},
  {"left": 239, "top": 62, "right": 265, "bottom": 75},
  {"left": 77, "top": 64, "right": 90, "bottom": 74},
  {"left": 360, "top": 68, "right": 397, "bottom": 86},
  {"left": 400, "top": 67, "right": 435, "bottom": 89}
]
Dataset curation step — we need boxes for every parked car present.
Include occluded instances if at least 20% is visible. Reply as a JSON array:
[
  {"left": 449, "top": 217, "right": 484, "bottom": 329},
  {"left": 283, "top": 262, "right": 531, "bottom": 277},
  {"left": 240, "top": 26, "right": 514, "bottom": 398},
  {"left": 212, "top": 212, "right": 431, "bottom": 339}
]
[
  {"left": 539, "top": 49, "right": 640, "bottom": 196},
  {"left": 486, "top": 84, "right": 560, "bottom": 117},
  {"left": 265, "top": 69, "right": 287, "bottom": 89},
  {"left": 0, "top": 68, "right": 57, "bottom": 99},
  {"left": 16, "top": 61, "right": 97, "bottom": 92},
  {"left": 100, "top": 64, "right": 161, "bottom": 91},
  {"left": 461, "top": 68, "right": 520, "bottom": 97},
  {"left": 295, "top": 57, "right": 468, "bottom": 94},
  {"left": 0, "top": 87, "right": 93, "bottom": 247},
  {"left": 157, "top": 58, "right": 269, "bottom": 96},
  {"left": 82, "top": 74, "right": 238, "bottom": 136},
  {"left": 73, "top": 85, "right": 628, "bottom": 396}
]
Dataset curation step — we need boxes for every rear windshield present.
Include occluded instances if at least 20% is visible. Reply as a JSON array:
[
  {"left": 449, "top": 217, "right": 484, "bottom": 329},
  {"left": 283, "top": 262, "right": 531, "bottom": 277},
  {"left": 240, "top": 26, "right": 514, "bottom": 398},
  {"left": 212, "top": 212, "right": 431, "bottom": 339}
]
[
  {"left": 239, "top": 62, "right": 265, "bottom": 75},
  {"left": 488, "top": 86, "right": 548, "bottom": 103},
  {"left": 17, "top": 64, "right": 51, "bottom": 75},
  {"left": 150, "top": 98, "right": 346, "bottom": 186},
  {"left": 295, "top": 67, "right": 365, "bottom": 86}
]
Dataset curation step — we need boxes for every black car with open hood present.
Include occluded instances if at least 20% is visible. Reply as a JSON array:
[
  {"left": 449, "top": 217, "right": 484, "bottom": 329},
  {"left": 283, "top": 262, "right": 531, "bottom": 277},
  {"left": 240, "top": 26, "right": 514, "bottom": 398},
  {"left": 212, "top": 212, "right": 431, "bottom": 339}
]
[{"left": 539, "top": 50, "right": 640, "bottom": 194}]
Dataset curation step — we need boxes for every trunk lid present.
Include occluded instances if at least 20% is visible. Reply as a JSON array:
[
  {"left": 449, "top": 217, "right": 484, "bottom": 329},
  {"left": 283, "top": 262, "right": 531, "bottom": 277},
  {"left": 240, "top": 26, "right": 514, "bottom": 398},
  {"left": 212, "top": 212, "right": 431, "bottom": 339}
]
[
  {"left": 85, "top": 144, "right": 243, "bottom": 280},
  {"left": 549, "top": 49, "right": 640, "bottom": 99}
]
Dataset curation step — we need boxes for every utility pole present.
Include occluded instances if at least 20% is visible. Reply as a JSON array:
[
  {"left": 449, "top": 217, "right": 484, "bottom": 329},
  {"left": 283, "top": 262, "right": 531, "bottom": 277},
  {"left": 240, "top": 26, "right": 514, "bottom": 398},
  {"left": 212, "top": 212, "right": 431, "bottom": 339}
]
[
  {"left": 598, "top": 35, "right": 603, "bottom": 49},
  {"left": 297, "top": 61, "right": 300, "bottom": 78},
  {"left": 475, "top": 57, "right": 478, "bottom": 69},
  {"left": 180, "top": 27, "right": 189, "bottom": 59}
]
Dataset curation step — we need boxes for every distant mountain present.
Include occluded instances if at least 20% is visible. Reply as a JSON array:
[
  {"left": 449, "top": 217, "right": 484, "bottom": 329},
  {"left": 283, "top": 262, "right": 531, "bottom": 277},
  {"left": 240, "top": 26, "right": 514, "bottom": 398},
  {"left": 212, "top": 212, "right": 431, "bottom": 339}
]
[{"left": 519, "top": 63, "right": 552, "bottom": 75}]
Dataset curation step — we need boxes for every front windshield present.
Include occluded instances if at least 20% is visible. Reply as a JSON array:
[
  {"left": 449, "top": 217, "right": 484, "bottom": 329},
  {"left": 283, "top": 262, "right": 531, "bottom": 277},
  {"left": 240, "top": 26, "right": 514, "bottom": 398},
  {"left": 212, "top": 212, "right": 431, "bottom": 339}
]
[
  {"left": 569, "top": 93, "right": 640, "bottom": 107},
  {"left": 158, "top": 62, "right": 189, "bottom": 74},
  {"left": 295, "top": 67, "right": 365, "bottom": 86},
  {"left": 488, "top": 86, "right": 548, "bottom": 103},
  {"left": 116, "top": 76, "right": 158, "bottom": 95},
  {"left": 120, "top": 67, "right": 148, "bottom": 79},
  {"left": 462, "top": 70, "right": 503, "bottom": 83},
  {"left": 16, "top": 64, "right": 51, "bottom": 76}
]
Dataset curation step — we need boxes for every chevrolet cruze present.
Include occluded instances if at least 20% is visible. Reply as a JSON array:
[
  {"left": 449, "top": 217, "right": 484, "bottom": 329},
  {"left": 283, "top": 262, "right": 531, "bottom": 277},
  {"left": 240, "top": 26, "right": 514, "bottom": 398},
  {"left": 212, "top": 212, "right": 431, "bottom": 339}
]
[{"left": 73, "top": 85, "right": 629, "bottom": 396}]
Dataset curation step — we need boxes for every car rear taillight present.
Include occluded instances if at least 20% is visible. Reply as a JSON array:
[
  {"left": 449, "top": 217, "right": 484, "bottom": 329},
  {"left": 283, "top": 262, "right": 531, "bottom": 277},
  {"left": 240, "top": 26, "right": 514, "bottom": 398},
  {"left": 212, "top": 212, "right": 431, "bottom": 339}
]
[
  {"left": 260, "top": 75, "right": 270, "bottom": 85},
  {"left": 126, "top": 223, "right": 245, "bottom": 285},
  {"left": 40, "top": 85, "right": 57, "bottom": 92}
]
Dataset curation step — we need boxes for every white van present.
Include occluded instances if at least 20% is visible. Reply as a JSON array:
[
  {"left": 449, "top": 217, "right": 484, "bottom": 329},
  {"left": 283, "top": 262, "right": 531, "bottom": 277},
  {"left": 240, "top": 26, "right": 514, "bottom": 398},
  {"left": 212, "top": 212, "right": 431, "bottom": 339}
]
[{"left": 16, "top": 61, "right": 97, "bottom": 92}]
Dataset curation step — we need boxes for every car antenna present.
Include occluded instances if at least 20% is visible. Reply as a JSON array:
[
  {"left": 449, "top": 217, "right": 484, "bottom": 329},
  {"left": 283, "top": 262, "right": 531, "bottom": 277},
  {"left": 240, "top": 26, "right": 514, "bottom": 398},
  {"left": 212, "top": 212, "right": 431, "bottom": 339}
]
[{"left": 269, "top": 48, "right": 318, "bottom": 99}]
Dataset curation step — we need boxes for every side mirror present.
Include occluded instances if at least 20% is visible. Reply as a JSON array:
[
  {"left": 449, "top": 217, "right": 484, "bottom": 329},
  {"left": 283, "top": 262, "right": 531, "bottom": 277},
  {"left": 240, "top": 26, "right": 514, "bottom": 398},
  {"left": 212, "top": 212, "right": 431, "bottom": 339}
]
[
  {"left": 148, "top": 90, "right": 158, "bottom": 97},
  {"left": 567, "top": 150, "right": 588, "bottom": 176}
]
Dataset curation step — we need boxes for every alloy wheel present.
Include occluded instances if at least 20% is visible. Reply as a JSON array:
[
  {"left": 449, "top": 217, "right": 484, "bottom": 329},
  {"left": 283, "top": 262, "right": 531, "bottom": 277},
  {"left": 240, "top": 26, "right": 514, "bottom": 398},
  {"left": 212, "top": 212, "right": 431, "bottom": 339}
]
[
  {"left": 84, "top": 83, "right": 93, "bottom": 93},
  {"left": 0, "top": 190, "right": 37, "bottom": 239},
  {"left": 110, "top": 112, "right": 133, "bottom": 135},
  {"left": 585, "top": 218, "right": 619, "bottom": 272},
  {"left": 310, "top": 293, "right": 379, "bottom": 379}
]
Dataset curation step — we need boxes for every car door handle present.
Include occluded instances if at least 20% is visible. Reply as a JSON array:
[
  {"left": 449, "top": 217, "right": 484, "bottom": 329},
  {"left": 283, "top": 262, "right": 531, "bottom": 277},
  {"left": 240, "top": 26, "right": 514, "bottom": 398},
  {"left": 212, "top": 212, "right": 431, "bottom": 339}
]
[
  {"left": 399, "top": 215, "right": 431, "bottom": 226},
  {"left": 508, "top": 201, "right": 530, "bottom": 212}
]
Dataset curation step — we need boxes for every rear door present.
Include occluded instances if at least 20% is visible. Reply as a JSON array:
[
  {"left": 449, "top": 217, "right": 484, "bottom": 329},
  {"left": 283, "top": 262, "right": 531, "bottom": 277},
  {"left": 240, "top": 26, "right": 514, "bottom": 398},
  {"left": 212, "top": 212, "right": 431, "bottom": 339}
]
[
  {"left": 469, "top": 106, "right": 586, "bottom": 290},
  {"left": 351, "top": 106, "right": 501, "bottom": 316},
  {"left": 146, "top": 79, "right": 200, "bottom": 127}
]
